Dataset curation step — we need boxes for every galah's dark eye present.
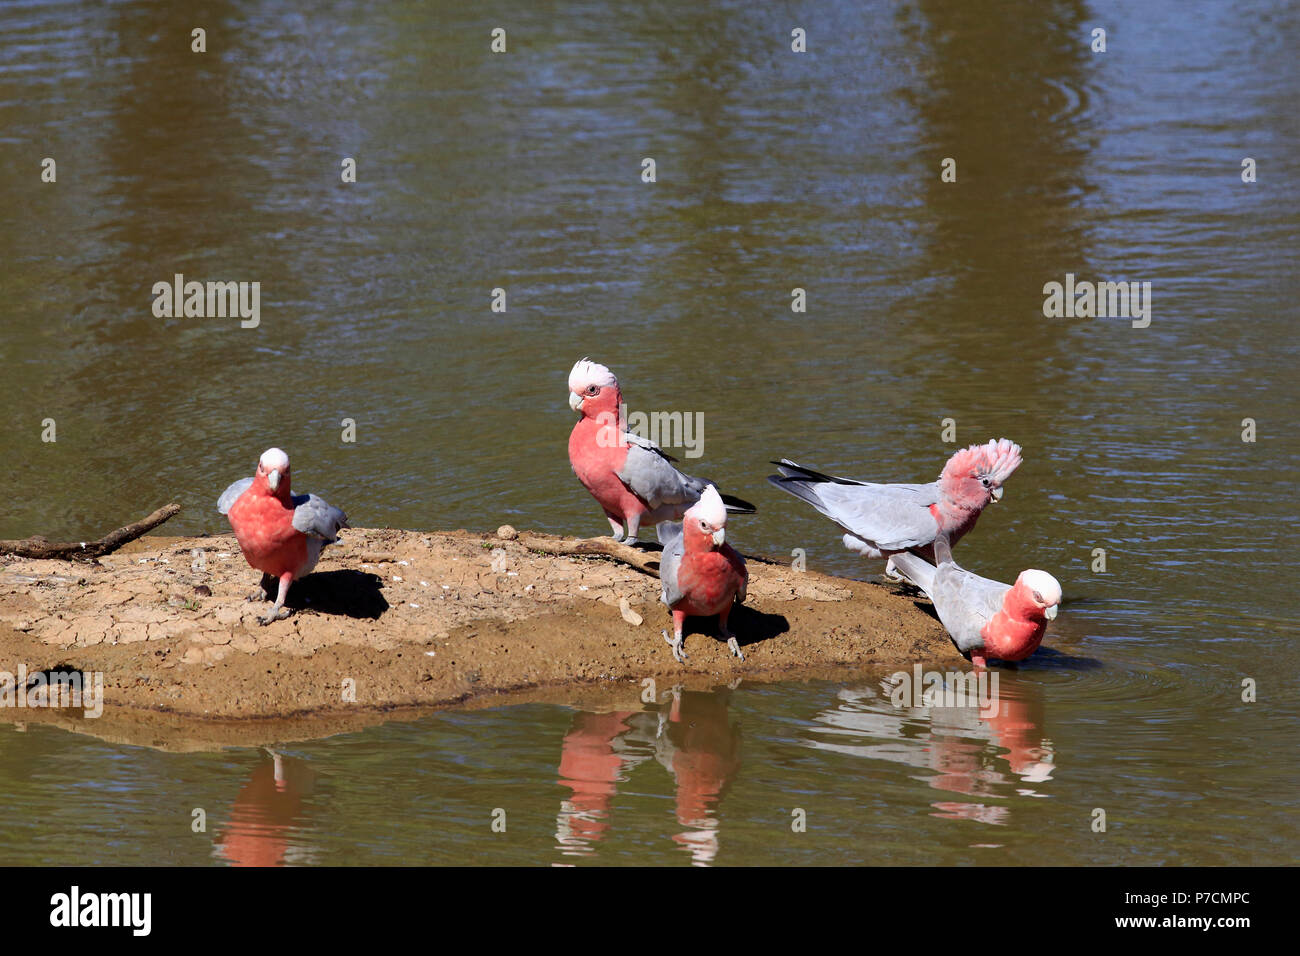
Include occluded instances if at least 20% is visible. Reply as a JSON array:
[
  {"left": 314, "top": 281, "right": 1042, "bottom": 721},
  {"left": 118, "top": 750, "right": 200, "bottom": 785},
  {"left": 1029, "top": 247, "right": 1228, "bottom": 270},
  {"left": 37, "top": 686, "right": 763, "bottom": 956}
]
[
  {"left": 1032, "top": 591, "right": 1043, "bottom": 603},
  {"left": 980, "top": 476, "right": 991, "bottom": 487},
  {"left": 586, "top": 385, "right": 599, "bottom": 395}
]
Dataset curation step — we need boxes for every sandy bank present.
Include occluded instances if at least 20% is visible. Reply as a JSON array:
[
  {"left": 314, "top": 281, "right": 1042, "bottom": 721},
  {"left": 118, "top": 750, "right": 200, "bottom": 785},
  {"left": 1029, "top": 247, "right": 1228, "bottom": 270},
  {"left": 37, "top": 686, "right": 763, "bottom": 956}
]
[{"left": 0, "top": 527, "right": 956, "bottom": 746}]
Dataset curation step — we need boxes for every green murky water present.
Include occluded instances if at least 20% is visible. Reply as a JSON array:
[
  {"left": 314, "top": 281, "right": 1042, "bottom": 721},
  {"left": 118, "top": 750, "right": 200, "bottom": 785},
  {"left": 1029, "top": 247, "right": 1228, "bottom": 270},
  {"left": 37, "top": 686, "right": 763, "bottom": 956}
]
[{"left": 1, "top": 0, "right": 1296, "bottom": 865}]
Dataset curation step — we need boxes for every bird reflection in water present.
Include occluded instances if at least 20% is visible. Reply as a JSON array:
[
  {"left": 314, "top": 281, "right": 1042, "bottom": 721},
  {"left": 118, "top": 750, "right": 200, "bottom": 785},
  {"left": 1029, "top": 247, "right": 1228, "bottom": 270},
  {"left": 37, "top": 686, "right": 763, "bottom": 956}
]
[
  {"left": 809, "top": 674, "right": 1053, "bottom": 826},
  {"left": 214, "top": 749, "right": 316, "bottom": 866},
  {"left": 555, "top": 683, "right": 741, "bottom": 864}
]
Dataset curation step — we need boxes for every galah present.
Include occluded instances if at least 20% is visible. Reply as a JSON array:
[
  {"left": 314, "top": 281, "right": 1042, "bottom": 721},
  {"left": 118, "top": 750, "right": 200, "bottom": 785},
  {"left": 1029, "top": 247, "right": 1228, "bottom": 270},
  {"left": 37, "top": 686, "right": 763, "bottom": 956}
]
[
  {"left": 658, "top": 485, "right": 749, "bottom": 663},
  {"left": 767, "top": 439, "right": 1022, "bottom": 572},
  {"left": 216, "top": 448, "right": 349, "bottom": 625},
  {"left": 567, "top": 358, "right": 755, "bottom": 545},
  {"left": 890, "top": 552, "right": 1061, "bottom": 668}
]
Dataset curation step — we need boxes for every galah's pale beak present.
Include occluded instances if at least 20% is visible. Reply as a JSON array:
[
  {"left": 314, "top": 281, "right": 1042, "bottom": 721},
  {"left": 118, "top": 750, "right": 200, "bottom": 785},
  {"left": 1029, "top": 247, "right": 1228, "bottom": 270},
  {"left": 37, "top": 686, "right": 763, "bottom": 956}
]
[
  {"left": 990, "top": 485, "right": 1004, "bottom": 502},
  {"left": 1045, "top": 605, "right": 1058, "bottom": 621},
  {"left": 568, "top": 391, "right": 583, "bottom": 412},
  {"left": 267, "top": 469, "right": 281, "bottom": 492},
  {"left": 711, "top": 528, "right": 725, "bottom": 547}
]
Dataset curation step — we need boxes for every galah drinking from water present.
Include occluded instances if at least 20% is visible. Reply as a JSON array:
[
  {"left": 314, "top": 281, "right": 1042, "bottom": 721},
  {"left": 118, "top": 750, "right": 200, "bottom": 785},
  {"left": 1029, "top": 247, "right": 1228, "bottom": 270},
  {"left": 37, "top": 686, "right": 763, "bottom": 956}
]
[
  {"left": 216, "top": 448, "right": 349, "bottom": 625},
  {"left": 890, "top": 552, "right": 1061, "bottom": 668},
  {"left": 567, "top": 359, "right": 755, "bottom": 545},
  {"left": 657, "top": 485, "right": 749, "bottom": 663},
  {"left": 767, "top": 439, "right": 1022, "bottom": 572}
]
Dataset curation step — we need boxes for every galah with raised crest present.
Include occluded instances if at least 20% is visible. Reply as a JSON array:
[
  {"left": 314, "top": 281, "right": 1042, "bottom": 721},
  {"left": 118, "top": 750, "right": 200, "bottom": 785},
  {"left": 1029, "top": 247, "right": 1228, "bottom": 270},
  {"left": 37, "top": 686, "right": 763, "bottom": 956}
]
[
  {"left": 567, "top": 359, "right": 755, "bottom": 545},
  {"left": 767, "top": 439, "right": 1022, "bottom": 572},
  {"left": 217, "top": 448, "right": 349, "bottom": 625},
  {"left": 890, "top": 552, "right": 1061, "bottom": 668},
  {"left": 657, "top": 485, "right": 749, "bottom": 663}
]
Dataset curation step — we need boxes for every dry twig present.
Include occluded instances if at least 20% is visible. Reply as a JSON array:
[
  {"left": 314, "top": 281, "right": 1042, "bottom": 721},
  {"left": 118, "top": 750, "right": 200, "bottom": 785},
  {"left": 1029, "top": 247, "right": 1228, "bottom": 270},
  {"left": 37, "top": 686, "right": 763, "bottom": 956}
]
[{"left": 0, "top": 504, "right": 182, "bottom": 561}]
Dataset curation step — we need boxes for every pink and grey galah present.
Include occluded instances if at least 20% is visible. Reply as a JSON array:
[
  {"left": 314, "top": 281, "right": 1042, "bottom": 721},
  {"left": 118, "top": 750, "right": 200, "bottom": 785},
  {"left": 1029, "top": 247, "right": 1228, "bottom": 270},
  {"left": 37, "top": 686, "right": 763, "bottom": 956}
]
[
  {"left": 217, "top": 448, "right": 349, "bottom": 625},
  {"left": 889, "top": 553, "right": 1061, "bottom": 668},
  {"left": 767, "top": 439, "right": 1022, "bottom": 570},
  {"left": 567, "top": 359, "right": 755, "bottom": 545},
  {"left": 658, "top": 485, "right": 749, "bottom": 663}
]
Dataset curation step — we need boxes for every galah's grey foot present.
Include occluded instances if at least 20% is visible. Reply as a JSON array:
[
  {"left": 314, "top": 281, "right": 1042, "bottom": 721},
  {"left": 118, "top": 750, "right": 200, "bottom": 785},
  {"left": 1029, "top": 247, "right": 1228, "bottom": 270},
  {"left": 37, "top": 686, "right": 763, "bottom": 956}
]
[
  {"left": 883, "top": 558, "right": 903, "bottom": 582},
  {"left": 662, "top": 629, "right": 688, "bottom": 663},
  {"left": 726, "top": 636, "right": 745, "bottom": 661},
  {"left": 246, "top": 573, "right": 275, "bottom": 603},
  {"left": 259, "top": 575, "right": 294, "bottom": 625},
  {"left": 258, "top": 604, "right": 291, "bottom": 626}
]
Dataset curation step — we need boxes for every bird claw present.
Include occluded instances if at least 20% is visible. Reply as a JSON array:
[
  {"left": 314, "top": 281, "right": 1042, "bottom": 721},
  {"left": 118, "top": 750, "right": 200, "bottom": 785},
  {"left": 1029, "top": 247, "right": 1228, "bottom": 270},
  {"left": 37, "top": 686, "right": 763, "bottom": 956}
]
[
  {"left": 662, "top": 629, "right": 688, "bottom": 663},
  {"left": 258, "top": 607, "right": 290, "bottom": 626},
  {"left": 247, "top": 574, "right": 274, "bottom": 604},
  {"left": 727, "top": 636, "right": 745, "bottom": 661}
]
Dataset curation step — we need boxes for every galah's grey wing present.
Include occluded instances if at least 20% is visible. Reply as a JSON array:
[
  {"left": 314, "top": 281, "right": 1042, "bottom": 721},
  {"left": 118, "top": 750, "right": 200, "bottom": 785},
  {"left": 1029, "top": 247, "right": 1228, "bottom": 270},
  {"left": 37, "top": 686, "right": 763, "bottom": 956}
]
[
  {"left": 618, "top": 442, "right": 703, "bottom": 509},
  {"left": 658, "top": 523, "right": 687, "bottom": 608},
  {"left": 779, "top": 479, "right": 941, "bottom": 552},
  {"left": 217, "top": 477, "right": 254, "bottom": 515},
  {"left": 625, "top": 431, "right": 679, "bottom": 462},
  {"left": 929, "top": 563, "right": 1010, "bottom": 654},
  {"left": 291, "top": 493, "right": 349, "bottom": 542},
  {"left": 889, "top": 551, "right": 938, "bottom": 594}
]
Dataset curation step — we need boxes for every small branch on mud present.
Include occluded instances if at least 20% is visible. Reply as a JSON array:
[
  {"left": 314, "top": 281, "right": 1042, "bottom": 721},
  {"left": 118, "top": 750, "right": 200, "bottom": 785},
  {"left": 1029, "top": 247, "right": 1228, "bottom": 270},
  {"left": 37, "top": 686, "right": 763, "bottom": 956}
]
[
  {"left": 517, "top": 533, "right": 661, "bottom": 577},
  {"left": 0, "top": 504, "right": 182, "bottom": 562}
]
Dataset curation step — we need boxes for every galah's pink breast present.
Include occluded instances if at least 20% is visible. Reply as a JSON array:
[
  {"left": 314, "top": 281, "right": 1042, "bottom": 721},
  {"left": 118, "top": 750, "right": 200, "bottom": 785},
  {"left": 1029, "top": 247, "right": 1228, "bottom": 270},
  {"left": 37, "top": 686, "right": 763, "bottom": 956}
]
[
  {"left": 980, "top": 593, "right": 1047, "bottom": 662},
  {"left": 931, "top": 501, "right": 980, "bottom": 546},
  {"left": 568, "top": 419, "right": 645, "bottom": 519},
  {"left": 674, "top": 549, "right": 746, "bottom": 617},
  {"left": 227, "top": 492, "right": 309, "bottom": 579}
]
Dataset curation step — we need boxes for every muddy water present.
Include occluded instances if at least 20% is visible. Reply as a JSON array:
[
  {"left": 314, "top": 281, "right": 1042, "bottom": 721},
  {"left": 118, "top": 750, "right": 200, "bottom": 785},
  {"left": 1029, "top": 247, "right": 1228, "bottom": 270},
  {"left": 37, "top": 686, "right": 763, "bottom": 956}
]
[{"left": 1, "top": 0, "right": 1297, "bottom": 865}]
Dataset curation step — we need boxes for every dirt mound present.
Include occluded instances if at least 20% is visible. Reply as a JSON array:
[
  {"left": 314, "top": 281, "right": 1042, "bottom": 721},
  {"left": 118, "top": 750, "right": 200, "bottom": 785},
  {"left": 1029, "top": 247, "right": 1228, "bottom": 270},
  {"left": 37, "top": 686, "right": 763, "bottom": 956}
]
[{"left": 0, "top": 527, "right": 955, "bottom": 746}]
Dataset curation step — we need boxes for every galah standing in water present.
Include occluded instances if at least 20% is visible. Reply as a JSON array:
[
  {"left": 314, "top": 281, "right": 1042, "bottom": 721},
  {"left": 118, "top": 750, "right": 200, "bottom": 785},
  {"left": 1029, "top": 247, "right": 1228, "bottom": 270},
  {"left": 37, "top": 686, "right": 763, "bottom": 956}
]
[
  {"left": 658, "top": 485, "right": 749, "bottom": 663},
  {"left": 567, "top": 359, "right": 755, "bottom": 545},
  {"left": 767, "top": 439, "right": 1022, "bottom": 572},
  {"left": 217, "top": 448, "right": 349, "bottom": 625},
  {"left": 890, "top": 552, "right": 1061, "bottom": 668}
]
